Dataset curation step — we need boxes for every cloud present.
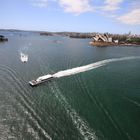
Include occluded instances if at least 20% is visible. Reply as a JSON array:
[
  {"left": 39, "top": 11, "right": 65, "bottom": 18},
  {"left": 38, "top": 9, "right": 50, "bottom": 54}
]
[
  {"left": 31, "top": 0, "right": 48, "bottom": 8},
  {"left": 101, "top": 0, "right": 124, "bottom": 11},
  {"left": 58, "top": 0, "right": 94, "bottom": 15},
  {"left": 30, "top": 0, "right": 124, "bottom": 15},
  {"left": 117, "top": 9, "right": 140, "bottom": 25}
]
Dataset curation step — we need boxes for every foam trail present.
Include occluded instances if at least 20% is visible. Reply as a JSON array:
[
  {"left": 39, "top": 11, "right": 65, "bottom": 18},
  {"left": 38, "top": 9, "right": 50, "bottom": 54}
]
[
  {"left": 50, "top": 83, "right": 98, "bottom": 140},
  {"left": 53, "top": 56, "right": 140, "bottom": 78}
]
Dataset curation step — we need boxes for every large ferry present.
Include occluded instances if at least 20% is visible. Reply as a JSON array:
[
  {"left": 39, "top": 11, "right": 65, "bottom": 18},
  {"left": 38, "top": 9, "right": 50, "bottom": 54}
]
[{"left": 29, "top": 74, "right": 54, "bottom": 86}]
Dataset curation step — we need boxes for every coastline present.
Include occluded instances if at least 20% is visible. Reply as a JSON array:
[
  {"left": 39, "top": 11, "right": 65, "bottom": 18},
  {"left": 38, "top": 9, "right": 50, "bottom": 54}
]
[
  {"left": 0, "top": 29, "right": 140, "bottom": 46},
  {"left": 89, "top": 41, "right": 140, "bottom": 47}
]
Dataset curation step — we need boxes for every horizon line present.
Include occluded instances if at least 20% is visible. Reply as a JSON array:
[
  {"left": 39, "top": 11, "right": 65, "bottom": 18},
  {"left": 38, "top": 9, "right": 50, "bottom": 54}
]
[{"left": 0, "top": 28, "right": 140, "bottom": 35}]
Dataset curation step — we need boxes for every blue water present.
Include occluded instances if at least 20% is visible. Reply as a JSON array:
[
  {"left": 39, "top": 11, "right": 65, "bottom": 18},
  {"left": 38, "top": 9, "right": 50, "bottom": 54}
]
[{"left": 0, "top": 31, "right": 140, "bottom": 140}]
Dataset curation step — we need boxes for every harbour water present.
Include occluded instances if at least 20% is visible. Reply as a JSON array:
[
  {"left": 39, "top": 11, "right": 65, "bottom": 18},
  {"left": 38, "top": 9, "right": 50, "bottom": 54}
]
[{"left": 0, "top": 31, "right": 140, "bottom": 140}]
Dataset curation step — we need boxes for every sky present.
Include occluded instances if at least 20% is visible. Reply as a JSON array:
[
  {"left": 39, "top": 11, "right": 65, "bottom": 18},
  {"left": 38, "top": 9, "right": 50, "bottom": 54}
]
[{"left": 0, "top": 0, "right": 140, "bottom": 34}]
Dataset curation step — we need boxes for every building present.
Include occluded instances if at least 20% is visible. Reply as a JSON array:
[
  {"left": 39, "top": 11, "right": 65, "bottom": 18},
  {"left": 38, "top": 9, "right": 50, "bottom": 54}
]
[{"left": 92, "top": 34, "right": 113, "bottom": 43}]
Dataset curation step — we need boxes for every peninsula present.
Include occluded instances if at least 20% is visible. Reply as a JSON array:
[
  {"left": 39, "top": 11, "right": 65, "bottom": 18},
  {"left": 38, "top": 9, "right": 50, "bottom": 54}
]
[
  {"left": 40, "top": 31, "right": 140, "bottom": 47},
  {"left": 89, "top": 33, "right": 140, "bottom": 47}
]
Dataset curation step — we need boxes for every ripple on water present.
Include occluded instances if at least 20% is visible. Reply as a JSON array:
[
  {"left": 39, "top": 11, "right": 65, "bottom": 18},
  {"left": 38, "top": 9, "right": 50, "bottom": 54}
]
[{"left": 0, "top": 66, "right": 52, "bottom": 140}]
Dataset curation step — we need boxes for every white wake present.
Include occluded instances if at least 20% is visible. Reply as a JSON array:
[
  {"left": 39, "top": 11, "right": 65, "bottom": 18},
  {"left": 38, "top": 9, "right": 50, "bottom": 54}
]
[
  {"left": 50, "top": 83, "right": 98, "bottom": 140},
  {"left": 53, "top": 56, "right": 140, "bottom": 78}
]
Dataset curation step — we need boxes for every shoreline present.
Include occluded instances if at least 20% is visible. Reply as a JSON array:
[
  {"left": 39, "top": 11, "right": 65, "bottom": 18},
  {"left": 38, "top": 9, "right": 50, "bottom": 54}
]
[{"left": 89, "top": 41, "right": 140, "bottom": 47}]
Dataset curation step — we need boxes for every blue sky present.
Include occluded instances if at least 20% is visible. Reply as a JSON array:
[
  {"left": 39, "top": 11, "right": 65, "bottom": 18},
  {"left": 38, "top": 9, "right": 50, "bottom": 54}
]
[{"left": 0, "top": 0, "right": 140, "bottom": 34}]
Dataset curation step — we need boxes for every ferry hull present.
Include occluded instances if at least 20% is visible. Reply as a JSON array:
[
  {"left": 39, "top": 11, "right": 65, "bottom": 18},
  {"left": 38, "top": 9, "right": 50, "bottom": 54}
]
[{"left": 29, "top": 77, "right": 54, "bottom": 86}]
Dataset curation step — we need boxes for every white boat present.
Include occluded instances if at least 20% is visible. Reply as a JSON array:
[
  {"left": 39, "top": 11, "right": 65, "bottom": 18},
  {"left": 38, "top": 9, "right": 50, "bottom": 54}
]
[
  {"left": 29, "top": 74, "right": 54, "bottom": 86},
  {"left": 20, "top": 53, "right": 28, "bottom": 63}
]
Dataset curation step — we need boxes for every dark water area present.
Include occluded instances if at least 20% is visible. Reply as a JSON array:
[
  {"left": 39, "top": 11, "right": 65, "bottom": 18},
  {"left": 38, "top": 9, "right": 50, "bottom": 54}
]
[{"left": 0, "top": 31, "right": 140, "bottom": 140}]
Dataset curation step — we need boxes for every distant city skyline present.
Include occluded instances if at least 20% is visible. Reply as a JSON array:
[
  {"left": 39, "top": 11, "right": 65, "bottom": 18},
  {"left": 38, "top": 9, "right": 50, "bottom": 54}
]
[{"left": 0, "top": 0, "right": 140, "bottom": 34}]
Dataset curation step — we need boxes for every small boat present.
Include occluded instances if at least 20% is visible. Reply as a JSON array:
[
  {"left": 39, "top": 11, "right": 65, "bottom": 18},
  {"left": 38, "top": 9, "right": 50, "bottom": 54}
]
[
  {"left": 29, "top": 74, "right": 54, "bottom": 86},
  {"left": 0, "top": 35, "right": 8, "bottom": 42},
  {"left": 20, "top": 53, "right": 28, "bottom": 63}
]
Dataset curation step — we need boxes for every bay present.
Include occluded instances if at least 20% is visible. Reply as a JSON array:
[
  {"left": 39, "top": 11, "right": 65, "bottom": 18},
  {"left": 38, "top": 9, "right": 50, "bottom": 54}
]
[{"left": 0, "top": 31, "right": 140, "bottom": 140}]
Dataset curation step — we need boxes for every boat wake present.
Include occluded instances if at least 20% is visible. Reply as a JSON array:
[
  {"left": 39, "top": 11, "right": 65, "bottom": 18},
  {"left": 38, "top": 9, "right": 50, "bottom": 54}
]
[
  {"left": 53, "top": 56, "right": 140, "bottom": 78},
  {"left": 50, "top": 83, "right": 98, "bottom": 140},
  {"left": 0, "top": 65, "right": 52, "bottom": 140}
]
